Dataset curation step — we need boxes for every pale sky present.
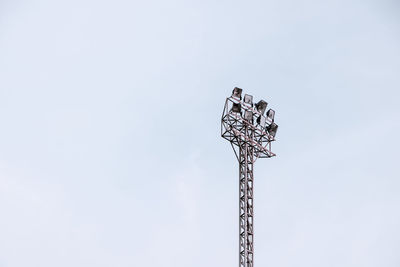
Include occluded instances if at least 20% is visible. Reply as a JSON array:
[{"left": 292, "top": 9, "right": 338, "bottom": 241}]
[{"left": 1, "top": 0, "right": 400, "bottom": 266}]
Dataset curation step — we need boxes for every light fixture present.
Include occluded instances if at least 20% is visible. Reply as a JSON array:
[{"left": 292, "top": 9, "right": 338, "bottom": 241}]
[
  {"left": 232, "top": 87, "right": 243, "bottom": 99},
  {"left": 266, "top": 109, "right": 275, "bottom": 121},
  {"left": 255, "top": 100, "right": 268, "bottom": 115},
  {"left": 221, "top": 88, "right": 278, "bottom": 267},
  {"left": 243, "top": 94, "right": 253, "bottom": 106},
  {"left": 231, "top": 103, "right": 242, "bottom": 114},
  {"left": 244, "top": 110, "right": 253, "bottom": 123},
  {"left": 267, "top": 122, "right": 278, "bottom": 138},
  {"left": 256, "top": 115, "right": 266, "bottom": 127}
]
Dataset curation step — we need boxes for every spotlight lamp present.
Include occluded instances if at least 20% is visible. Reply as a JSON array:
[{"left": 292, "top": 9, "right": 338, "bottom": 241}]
[
  {"left": 266, "top": 109, "right": 275, "bottom": 121},
  {"left": 256, "top": 115, "right": 267, "bottom": 127},
  {"left": 244, "top": 110, "right": 253, "bottom": 123},
  {"left": 231, "top": 103, "right": 242, "bottom": 114},
  {"left": 267, "top": 122, "right": 278, "bottom": 138},
  {"left": 255, "top": 100, "right": 268, "bottom": 115},
  {"left": 243, "top": 94, "right": 253, "bottom": 106},
  {"left": 232, "top": 87, "right": 243, "bottom": 100}
]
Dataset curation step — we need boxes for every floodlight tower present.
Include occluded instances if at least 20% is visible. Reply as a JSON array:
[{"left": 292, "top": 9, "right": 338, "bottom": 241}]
[{"left": 221, "top": 87, "right": 278, "bottom": 267}]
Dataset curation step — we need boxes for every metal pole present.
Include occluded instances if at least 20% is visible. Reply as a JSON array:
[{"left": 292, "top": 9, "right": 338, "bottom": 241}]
[
  {"left": 239, "top": 144, "right": 246, "bottom": 267},
  {"left": 247, "top": 127, "right": 254, "bottom": 267},
  {"left": 239, "top": 125, "right": 255, "bottom": 267}
]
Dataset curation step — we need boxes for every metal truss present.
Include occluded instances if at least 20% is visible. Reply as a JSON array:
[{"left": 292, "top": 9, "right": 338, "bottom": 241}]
[{"left": 221, "top": 89, "right": 277, "bottom": 267}]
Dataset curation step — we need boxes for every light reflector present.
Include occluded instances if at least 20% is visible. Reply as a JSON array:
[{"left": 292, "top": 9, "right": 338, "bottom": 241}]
[
  {"left": 243, "top": 94, "right": 253, "bottom": 106},
  {"left": 232, "top": 87, "right": 243, "bottom": 99},
  {"left": 256, "top": 115, "right": 266, "bottom": 127},
  {"left": 267, "top": 122, "right": 278, "bottom": 138},
  {"left": 266, "top": 109, "right": 275, "bottom": 121},
  {"left": 230, "top": 103, "right": 242, "bottom": 113},
  {"left": 255, "top": 100, "right": 268, "bottom": 115},
  {"left": 244, "top": 110, "right": 253, "bottom": 123}
]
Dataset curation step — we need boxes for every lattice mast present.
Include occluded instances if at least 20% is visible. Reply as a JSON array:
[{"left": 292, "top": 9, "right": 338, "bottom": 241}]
[{"left": 221, "top": 88, "right": 278, "bottom": 267}]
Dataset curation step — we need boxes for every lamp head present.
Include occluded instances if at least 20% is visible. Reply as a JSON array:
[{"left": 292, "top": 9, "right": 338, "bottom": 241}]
[
  {"left": 232, "top": 87, "right": 243, "bottom": 99},
  {"left": 243, "top": 94, "right": 253, "bottom": 106},
  {"left": 267, "top": 122, "right": 278, "bottom": 138},
  {"left": 255, "top": 100, "right": 268, "bottom": 115}
]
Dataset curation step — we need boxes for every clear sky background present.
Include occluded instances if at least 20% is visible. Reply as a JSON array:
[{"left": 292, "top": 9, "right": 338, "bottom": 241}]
[{"left": 1, "top": 0, "right": 399, "bottom": 266}]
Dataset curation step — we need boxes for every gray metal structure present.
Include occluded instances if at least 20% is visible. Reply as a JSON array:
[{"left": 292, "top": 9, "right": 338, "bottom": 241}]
[{"left": 221, "top": 88, "right": 278, "bottom": 267}]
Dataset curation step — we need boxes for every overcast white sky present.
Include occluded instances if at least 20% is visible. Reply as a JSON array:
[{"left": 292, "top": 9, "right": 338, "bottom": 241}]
[{"left": 1, "top": 0, "right": 400, "bottom": 266}]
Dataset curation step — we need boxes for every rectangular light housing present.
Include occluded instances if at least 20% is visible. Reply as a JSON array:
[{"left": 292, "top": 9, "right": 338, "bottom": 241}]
[
  {"left": 255, "top": 100, "right": 268, "bottom": 115},
  {"left": 232, "top": 87, "right": 243, "bottom": 99},
  {"left": 243, "top": 94, "right": 253, "bottom": 106}
]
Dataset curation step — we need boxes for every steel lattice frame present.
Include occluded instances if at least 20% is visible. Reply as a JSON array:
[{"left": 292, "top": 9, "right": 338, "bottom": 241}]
[{"left": 221, "top": 90, "right": 277, "bottom": 267}]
